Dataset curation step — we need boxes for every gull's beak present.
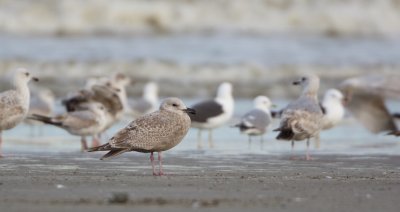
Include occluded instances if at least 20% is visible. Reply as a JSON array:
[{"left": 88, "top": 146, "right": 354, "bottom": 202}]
[
  {"left": 183, "top": 108, "right": 196, "bottom": 115},
  {"left": 292, "top": 80, "right": 301, "bottom": 85},
  {"left": 32, "top": 77, "right": 39, "bottom": 82},
  {"left": 271, "top": 104, "right": 278, "bottom": 108}
]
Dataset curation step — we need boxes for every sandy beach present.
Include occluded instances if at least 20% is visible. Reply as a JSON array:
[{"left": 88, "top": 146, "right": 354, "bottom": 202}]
[{"left": 1, "top": 152, "right": 399, "bottom": 212}]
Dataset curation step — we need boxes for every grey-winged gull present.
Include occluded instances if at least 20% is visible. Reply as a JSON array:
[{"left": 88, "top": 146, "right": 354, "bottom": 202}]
[
  {"left": 274, "top": 74, "right": 323, "bottom": 160},
  {"left": 130, "top": 82, "right": 159, "bottom": 117},
  {"left": 24, "top": 88, "right": 55, "bottom": 135},
  {"left": 314, "top": 88, "right": 345, "bottom": 148},
  {"left": 189, "top": 82, "right": 234, "bottom": 149},
  {"left": 234, "top": 95, "right": 273, "bottom": 145},
  {"left": 88, "top": 97, "right": 195, "bottom": 176},
  {"left": 0, "top": 68, "right": 38, "bottom": 157},
  {"left": 339, "top": 74, "right": 400, "bottom": 134},
  {"left": 28, "top": 102, "right": 107, "bottom": 151}
]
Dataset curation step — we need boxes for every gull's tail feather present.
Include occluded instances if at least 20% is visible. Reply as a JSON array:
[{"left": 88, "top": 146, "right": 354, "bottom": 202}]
[
  {"left": 274, "top": 127, "right": 294, "bottom": 140},
  {"left": 87, "top": 143, "right": 112, "bottom": 152},
  {"left": 100, "top": 149, "right": 130, "bottom": 160},
  {"left": 387, "top": 131, "right": 400, "bottom": 137},
  {"left": 27, "top": 114, "right": 62, "bottom": 127}
]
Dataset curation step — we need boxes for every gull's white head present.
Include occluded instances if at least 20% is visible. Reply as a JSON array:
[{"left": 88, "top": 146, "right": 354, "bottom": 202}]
[
  {"left": 14, "top": 68, "right": 39, "bottom": 85},
  {"left": 160, "top": 97, "right": 195, "bottom": 115},
  {"left": 216, "top": 82, "right": 233, "bottom": 99},
  {"left": 292, "top": 74, "right": 320, "bottom": 96},
  {"left": 253, "top": 95, "right": 272, "bottom": 111},
  {"left": 323, "top": 89, "right": 344, "bottom": 105}
]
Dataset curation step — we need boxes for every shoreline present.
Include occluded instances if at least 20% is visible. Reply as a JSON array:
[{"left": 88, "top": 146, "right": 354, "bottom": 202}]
[{"left": 1, "top": 152, "right": 399, "bottom": 212}]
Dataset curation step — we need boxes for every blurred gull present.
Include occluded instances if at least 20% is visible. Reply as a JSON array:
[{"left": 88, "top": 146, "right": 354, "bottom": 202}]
[
  {"left": 0, "top": 68, "right": 38, "bottom": 157},
  {"left": 88, "top": 97, "right": 195, "bottom": 176},
  {"left": 28, "top": 103, "right": 107, "bottom": 151},
  {"left": 189, "top": 82, "right": 234, "bottom": 149},
  {"left": 274, "top": 74, "right": 323, "bottom": 160},
  {"left": 130, "top": 82, "right": 159, "bottom": 117},
  {"left": 339, "top": 74, "right": 400, "bottom": 134},
  {"left": 24, "top": 88, "right": 55, "bottom": 135},
  {"left": 314, "top": 89, "right": 345, "bottom": 148},
  {"left": 233, "top": 96, "right": 273, "bottom": 146},
  {"left": 108, "top": 73, "right": 132, "bottom": 114},
  {"left": 62, "top": 75, "right": 125, "bottom": 144}
]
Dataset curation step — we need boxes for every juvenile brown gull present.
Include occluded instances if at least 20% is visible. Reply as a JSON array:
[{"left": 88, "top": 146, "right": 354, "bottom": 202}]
[
  {"left": 0, "top": 68, "right": 38, "bottom": 157},
  {"left": 274, "top": 74, "right": 323, "bottom": 160},
  {"left": 62, "top": 76, "right": 124, "bottom": 147},
  {"left": 88, "top": 97, "right": 195, "bottom": 176},
  {"left": 28, "top": 103, "right": 107, "bottom": 151},
  {"left": 339, "top": 74, "right": 400, "bottom": 134}
]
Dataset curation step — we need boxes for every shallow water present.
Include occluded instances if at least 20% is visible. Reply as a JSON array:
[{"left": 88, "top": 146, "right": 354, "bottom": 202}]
[
  {"left": 1, "top": 34, "right": 400, "bottom": 66},
  {"left": 3, "top": 99, "right": 400, "bottom": 156}
]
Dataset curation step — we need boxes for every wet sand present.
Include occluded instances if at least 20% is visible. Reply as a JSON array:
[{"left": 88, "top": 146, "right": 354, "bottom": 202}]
[{"left": 1, "top": 152, "right": 399, "bottom": 212}]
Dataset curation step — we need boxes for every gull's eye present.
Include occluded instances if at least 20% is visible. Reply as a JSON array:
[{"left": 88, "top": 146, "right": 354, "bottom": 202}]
[
  {"left": 25, "top": 72, "right": 30, "bottom": 77},
  {"left": 172, "top": 103, "right": 178, "bottom": 107},
  {"left": 301, "top": 77, "right": 306, "bottom": 81}
]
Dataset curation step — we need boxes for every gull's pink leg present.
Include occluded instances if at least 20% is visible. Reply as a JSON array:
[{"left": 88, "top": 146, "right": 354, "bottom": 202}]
[
  {"left": 0, "top": 131, "right": 3, "bottom": 158},
  {"left": 208, "top": 129, "right": 214, "bottom": 148},
  {"left": 80, "top": 136, "right": 88, "bottom": 152},
  {"left": 91, "top": 134, "right": 101, "bottom": 147},
  {"left": 150, "top": 152, "right": 157, "bottom": 176},
  {"left": 289, "top": 140, "right": 296, "bottom": 160},
  {"left": 306, "top": 139, "right": 313, "bottom": 160},
  {"left": 158, "top": 152, "right": 164, "bottom": 176}
]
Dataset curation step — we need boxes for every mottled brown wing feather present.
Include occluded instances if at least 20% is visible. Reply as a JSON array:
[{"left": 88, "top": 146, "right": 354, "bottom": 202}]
[{"left": 109, "top": 111, "right": 185, "bottom": 151}]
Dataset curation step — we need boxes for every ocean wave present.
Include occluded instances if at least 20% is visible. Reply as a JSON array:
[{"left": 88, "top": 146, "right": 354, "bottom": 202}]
[
  {"left": 0, "top": 0, "right": 399, "bottom": 36},
  {"left": 0, "top": 59, "right": 397, "bottom": 98}
]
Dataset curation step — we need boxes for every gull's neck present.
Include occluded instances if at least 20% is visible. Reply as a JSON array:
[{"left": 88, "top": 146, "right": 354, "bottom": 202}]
[
  {"left": 301, "top": 82, "right": 319, "bottom": 102},
  {"left": 14, "top": 78, "right": 31, "bottom": 107}
]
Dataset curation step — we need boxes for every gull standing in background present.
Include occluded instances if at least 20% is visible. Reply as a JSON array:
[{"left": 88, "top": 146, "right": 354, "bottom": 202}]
[
  {"left": 234, "top": 96, "right": 273, "bottom": 147},
  {"left": 131, "top": 82, "right": 159, "bottom": 117},
  {"left": 274, "top": 75, "right": 323, "bottom": 160},
  {"left": 89, "top": 97, "right": 195, "bottom": 176},
  {"left": 28, "top": 103, "right": 108, "bottom": 151},
  {"left": 62, "top": 75, "right": 125, "bottom": 146},
  {"left": 0, "top": 68, "right": 38, "bottom": 157},
  {"left": 189, "top": 82, "right": 234, "bottom": 149},
  {"left": 314, "top": 89, "right": 345, "bottom": 148},
  {"left": 339, "top": 74, "right": 400, "bottom": 135}
]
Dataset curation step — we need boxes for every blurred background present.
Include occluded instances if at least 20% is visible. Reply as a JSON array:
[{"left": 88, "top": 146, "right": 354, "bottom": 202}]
[
  {"left": 1, "top": 0, "right": 400, "bottom": 155},
  {"left": 0, "top": 0, "right": 399, "bottom": 98}
]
